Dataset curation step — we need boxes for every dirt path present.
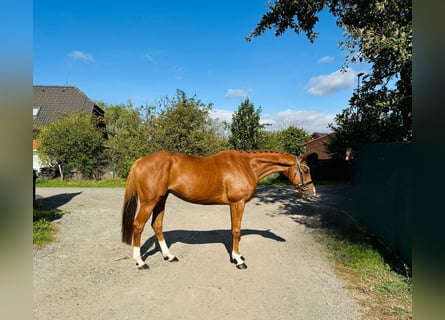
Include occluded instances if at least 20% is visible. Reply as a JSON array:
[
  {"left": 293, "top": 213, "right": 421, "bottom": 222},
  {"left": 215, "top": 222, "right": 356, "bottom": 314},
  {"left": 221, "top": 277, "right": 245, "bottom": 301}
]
[{"left": 33, "top": 186, "right": 363, "bottom": 320}]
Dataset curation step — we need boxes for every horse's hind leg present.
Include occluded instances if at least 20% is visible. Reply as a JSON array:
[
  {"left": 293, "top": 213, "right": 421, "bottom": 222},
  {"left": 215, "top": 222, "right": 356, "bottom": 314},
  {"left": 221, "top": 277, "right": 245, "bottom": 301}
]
[
  {"left": 132, "top": 201, "right": 155, "bottom": 269},
  {"left": 230, "top": 201, "right": 247, "bottom": 269},
  {"left": 152, "top": 195, "right": 178, "bottom": 262}
]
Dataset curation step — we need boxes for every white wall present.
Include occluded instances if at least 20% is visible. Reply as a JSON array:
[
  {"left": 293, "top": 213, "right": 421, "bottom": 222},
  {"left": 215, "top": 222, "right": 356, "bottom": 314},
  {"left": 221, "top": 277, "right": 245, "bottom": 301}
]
[{"left": 33, "top": 149, "right": 42, "bottom": 172}]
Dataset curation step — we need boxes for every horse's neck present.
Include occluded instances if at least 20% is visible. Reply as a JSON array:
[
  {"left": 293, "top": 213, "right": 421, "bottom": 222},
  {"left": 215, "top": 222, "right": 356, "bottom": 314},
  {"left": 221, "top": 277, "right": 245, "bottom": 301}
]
[{"left": 247, "top": 152, "right": 294, "bottom": 180}]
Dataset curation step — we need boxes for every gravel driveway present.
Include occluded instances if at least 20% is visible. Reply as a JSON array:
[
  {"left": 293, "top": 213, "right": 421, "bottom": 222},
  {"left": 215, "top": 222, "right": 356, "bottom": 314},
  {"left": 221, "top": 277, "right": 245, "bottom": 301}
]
[{"left": 33, "top": 186, "right": 363, "bottom": 320}]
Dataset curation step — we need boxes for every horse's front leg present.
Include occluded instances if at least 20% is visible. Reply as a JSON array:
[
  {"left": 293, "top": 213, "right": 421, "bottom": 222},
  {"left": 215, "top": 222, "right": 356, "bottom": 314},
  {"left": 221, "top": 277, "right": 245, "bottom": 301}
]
[
  {"left": 152, "top": 196, "right": 179, "bottom": 262},
  {"left": 230, "top": 201, "right": 247, "bottom": 269}
]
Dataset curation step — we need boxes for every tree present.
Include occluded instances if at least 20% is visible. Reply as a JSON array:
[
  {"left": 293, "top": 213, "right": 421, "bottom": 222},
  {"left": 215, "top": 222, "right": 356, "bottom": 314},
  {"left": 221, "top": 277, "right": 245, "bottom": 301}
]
[
  {"left": 281, "top": 126, "right": 311, "bottom": 155},
  {"left": 227, "top": 98, "right": 268, "bottom": 150},
  {"left": 37, "top": 111, "right": 106, "bottom": 179},
  {"left": 262, "top": 130, "right": 283, "bottom": 150},
  {"left": 262, "top": 126, "right": 310, "bottom": 155},
  {"left": 104, "top": 102, "right": 150, "bottom": 178},
  {"left": 248, "top": 0, "right": 412, "bottom": 148},
  {"left": 150, "top": 90, "right": 225, "bottom": 155}
]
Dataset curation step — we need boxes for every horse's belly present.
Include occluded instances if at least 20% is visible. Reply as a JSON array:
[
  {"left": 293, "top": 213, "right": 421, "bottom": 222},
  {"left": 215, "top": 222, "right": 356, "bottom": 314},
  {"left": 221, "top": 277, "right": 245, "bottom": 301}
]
[
  {"left": 170, "top": 180, "right": 254, "bottom": 205},
  {"left": 171, "top": 188, "right": 228, "bottom": 205}
]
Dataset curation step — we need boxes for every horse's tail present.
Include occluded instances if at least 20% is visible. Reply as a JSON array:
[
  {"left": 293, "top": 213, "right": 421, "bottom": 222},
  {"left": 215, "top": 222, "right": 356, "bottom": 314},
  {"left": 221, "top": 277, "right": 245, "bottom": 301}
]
[{"left": 121, "top": 164, "right": 139, "bottom": 245}]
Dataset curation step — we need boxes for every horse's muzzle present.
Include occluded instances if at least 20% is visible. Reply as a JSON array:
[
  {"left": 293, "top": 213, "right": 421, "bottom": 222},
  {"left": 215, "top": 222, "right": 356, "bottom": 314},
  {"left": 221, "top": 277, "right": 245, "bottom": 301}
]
[{"left": 296, "top": 182, "right": 317, "bottom": 200}]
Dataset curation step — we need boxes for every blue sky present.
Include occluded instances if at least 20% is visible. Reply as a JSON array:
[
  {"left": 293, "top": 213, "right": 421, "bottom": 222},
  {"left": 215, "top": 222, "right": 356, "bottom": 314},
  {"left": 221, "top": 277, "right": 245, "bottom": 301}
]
[{"left": 34, "top": 0, "right": 370, "bottom": 133}]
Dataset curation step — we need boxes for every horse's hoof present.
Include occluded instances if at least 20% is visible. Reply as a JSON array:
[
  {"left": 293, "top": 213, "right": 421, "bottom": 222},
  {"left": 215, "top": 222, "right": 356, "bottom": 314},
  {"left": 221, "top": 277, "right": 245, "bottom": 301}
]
[
  {"left": 164, "top": 256, "right": 179, "bottom": 262},
  {"left": 138, "top": 264, "right": 149, "bottom": 270},
  {"left": 236, "top": 263, "right": 248, "bottom": 269}
]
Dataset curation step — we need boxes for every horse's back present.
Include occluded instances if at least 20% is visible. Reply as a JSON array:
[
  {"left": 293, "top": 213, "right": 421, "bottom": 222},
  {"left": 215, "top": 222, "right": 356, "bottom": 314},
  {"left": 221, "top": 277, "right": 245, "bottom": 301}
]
[
  {"left": 170, "top": 151, "right": 257, "bottom": 203},
  {"left": 141, "top": 150, "right": 255, "bottom": 204},
  {"left": 129, "top": 150, "right": 269, "bottom": 204}
]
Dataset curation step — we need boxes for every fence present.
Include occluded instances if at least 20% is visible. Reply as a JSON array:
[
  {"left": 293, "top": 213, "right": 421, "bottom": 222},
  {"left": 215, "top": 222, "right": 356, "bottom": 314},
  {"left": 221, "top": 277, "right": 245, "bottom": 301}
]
[{"left": 350, "top": 143, "right": 412, "bottom": 266}]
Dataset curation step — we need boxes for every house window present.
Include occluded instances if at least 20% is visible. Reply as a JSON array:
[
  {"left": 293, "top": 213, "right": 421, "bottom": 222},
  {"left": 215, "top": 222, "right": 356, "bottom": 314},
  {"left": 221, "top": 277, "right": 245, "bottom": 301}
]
[{"left": 33, "top": 106, "right": 41, "bottom": 119}]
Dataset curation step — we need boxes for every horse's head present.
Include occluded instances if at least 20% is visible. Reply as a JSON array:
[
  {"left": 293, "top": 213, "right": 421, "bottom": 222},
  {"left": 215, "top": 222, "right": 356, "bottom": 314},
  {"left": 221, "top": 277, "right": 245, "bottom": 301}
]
[{"left": 287, "top": 155, "right": 316, "bottom": 200}]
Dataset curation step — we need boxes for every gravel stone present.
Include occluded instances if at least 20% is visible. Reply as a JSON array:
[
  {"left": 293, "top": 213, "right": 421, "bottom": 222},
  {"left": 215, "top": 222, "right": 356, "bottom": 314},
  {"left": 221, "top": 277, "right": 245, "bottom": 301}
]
[{"left": 33, "top": 186, "right": 363, "bottom": 320}]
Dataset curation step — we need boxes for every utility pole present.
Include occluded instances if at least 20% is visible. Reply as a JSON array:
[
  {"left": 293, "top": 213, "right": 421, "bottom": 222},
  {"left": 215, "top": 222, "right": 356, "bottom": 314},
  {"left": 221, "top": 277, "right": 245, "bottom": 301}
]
[{"left": 357, "top": 72, "right": 364, "bottom": 94}]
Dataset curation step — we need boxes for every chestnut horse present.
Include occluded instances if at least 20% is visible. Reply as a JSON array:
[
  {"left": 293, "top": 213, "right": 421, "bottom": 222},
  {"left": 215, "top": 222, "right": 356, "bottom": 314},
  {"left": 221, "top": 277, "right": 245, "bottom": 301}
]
[{"left": 121, "top": 150, "right": 315, "bottom": 269}]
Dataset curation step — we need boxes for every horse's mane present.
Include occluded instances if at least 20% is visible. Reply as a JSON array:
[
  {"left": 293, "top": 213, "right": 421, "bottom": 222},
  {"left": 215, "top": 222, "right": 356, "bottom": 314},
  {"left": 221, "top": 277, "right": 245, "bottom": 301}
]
[
  {"left": 227, "top": 149, "right": 309, "bottom": 161},
  {"left": 233, "top": 150, "right": 289, "bottom": 155}
]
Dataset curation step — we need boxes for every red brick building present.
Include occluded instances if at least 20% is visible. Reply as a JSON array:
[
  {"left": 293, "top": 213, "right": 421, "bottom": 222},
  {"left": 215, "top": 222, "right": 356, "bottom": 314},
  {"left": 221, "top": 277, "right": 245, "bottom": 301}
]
[{"left": 302, "top": 132, "right": 334, "bottom": 160}]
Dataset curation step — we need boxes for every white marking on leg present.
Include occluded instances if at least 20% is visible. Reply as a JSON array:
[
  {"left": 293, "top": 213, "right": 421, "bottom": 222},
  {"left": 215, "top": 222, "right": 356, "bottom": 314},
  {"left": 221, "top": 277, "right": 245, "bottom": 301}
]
[
  {"left": 159, "top": 240, "right": 176, "bottom": 261},
  {"left": 133, "top": 246, "right": 145, "bottom": 267},
  {"left": 231, "top": 251, "right": 245, "bottom": 266}
]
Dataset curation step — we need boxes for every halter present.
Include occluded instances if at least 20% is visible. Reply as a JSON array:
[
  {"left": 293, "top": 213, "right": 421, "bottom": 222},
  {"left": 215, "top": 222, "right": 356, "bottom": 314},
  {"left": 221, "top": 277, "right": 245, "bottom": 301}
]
[{"left": 293, "top": 156, "right": 313, "bottom": 191}]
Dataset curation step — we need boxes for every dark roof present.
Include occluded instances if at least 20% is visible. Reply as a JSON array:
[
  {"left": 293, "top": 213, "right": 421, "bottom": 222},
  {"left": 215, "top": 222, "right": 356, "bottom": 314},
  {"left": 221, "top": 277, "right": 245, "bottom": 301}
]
[{"left": 33, "top": 85, "right": 104, "bottom": 128}]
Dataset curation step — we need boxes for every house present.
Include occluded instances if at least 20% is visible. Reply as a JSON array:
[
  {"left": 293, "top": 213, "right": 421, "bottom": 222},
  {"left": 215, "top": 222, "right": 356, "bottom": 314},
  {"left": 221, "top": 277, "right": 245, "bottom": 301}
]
[
  {"left": 32, "top": 140, "right": 41, "bottom": 173},
  {"left": 302, "top": 132, "right": 334, "bottom": 160},
  {"left": 302, "top": 132, "right": 354, "bottom": 181},
  {"left": 33, "top": 85, "right": 104, "bottom": 129},
  {"left": 33, "top": 85, "right": 105, "bottom": 172}
]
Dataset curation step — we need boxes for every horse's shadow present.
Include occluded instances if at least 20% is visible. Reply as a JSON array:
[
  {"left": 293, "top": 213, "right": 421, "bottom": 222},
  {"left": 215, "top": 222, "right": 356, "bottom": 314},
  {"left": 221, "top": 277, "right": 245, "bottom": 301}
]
[
  {"left": 254, "top": 185, "right": 354, "bottom": 229},
  {"left": 141, "top": 229, "right": 285, "bottom": 261},
  {"left": 140, "top": 185, "right": 352, "bottom": 262}
]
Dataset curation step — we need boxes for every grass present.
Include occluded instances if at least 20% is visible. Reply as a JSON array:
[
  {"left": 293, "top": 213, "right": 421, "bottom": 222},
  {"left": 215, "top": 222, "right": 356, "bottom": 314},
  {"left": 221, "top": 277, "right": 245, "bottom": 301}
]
[
  {"left": 36, "top": 177, "right": 126, "bottom": 188},
  {"left": 316, "top": 213, "right": 412, "bottom": 320},
  {"left": 33, "top": 208, "right": 68, "bottom": 247},
  {"left": 258, "top": 173, "right": 349, "bottom": 186},
  {"left": 259, "top": 176, "right": 411, "bottom": 318},
  {"left": 258, "top": 173, "right": 289, "bottom": 186}
]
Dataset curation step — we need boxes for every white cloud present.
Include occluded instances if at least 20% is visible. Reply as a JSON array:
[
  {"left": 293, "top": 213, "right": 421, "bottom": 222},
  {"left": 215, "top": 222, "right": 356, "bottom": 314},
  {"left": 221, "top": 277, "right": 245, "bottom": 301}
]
[
  {"left": 261, "top": 109, "right": 335, "bottom": 133},
  {"left": 69, "top": 50, "right": 94, "bottom": 62},
  {"left": 142, "top": 50, "right": 168, "bottom": 62},
  {"left": 318, "top": 55, "right": 334, "bottom": 64},
  {"left": 225, "top": 88, "right": 250, "bottom": 99},
  {"left": 143, "top": 54, "right": 153, "bottom": 62},
  {"left": 210, "top": 108, "right": 233, "bottom": 123},
  {"left": 306, "top": 68, "right": 355, "bottom": 96},
  {"left": 210, "top": 108, "right": 334, "bottom": 134}
]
